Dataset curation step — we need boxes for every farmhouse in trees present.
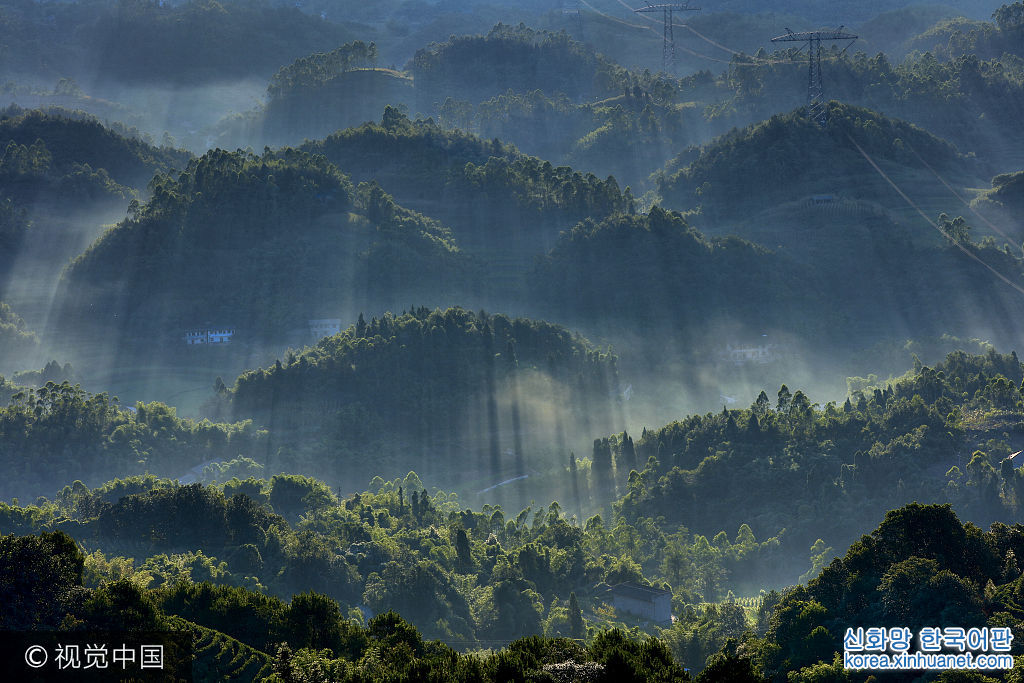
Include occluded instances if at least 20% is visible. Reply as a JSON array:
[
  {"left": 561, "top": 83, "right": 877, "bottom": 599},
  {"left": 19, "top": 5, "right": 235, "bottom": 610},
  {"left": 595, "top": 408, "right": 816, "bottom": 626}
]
[
  {"left": 608, "top": 583, "right": 672, "bottom": 625},
  {"left": 309, "top": 318, "right": 342, "bottom": 339}
]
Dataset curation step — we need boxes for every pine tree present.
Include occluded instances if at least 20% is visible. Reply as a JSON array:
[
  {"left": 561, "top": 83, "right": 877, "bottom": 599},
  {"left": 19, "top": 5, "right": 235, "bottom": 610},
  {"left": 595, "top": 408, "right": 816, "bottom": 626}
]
[
  {"left": 592, "top": 438, "right": 614, "bottom": 498},
  {"left": 569, "top": 451, "right": 582, "bottom": 519},
  {"left": 455, "top": 528, "right": 473, "bottom": 570},
  {"left": 273, "top": 643, "right": 296, "bottom": 683},
  {"left": 753, "top": 390, "right": 771, "bottom": 416},
  {"left": 746, "top": 412, "right": 760, "bottom": 435},
  {"left": 776, "top": 385, "right": 792, "bottom": 413},
  {"left": 568, "top": 591, "right": 585, "bottom": 639},
  {"left": 620, "top": 431, "right": 637, "bottom": 475}
]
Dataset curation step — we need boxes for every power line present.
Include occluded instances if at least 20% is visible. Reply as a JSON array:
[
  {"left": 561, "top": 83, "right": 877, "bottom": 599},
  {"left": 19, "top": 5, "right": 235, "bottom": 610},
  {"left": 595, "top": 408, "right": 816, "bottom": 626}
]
[
  {"left": 579, "top": 0, "right": 654, "bottom": 31},
  {"left": 582, "top": 0, "right": 733, "bottom": 64},
  {"left": 634, "top": 2, "right": 701, "bottom": 74},
  {"left": 680, "top": 23, "right": 802, "bottom": 65},
  {"left": 902, "top": 139, "right": 1018, "bottom": 246},
  {"left": 561, "top": 0, "right": 584, "bottom": 39},
  {"left": 594, "top": 0, "right": 790, "bottom": 67},
  {"left": 771, "top": 27, "right": 858, "bottom": 127},
  {"left": 846, "top": 133, "right": 1024, "bottom": 298}
]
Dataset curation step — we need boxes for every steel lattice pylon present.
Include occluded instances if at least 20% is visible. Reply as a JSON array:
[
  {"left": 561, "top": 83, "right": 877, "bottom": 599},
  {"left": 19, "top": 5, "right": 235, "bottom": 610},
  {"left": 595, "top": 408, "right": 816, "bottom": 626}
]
[
  {"left": 562, "top": 0, "right": 584, "bottom": 39},
  {"left": 634, "top": 3, "right": 700, "bottom": 74},
  {"left": 770, "top": 27, "right": 858, "bottom": 127}
]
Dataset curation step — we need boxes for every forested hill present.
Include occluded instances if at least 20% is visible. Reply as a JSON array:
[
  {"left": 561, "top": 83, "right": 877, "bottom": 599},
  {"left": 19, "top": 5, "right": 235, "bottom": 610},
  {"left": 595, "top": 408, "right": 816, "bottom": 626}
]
[
  {"left": 301, "top": 108, "right": 517, "bottom": 192},
  {"left": 986, "top": 170, "right": 1024, "bottom": 211},
  {"left": 4, "top": 497, "right": 1022, "bottom": 680},
  {"left": 706, "top": 45, "right": 1024, "bottom": 169},
  {"left": 0, "top": 0, "right": 359, "bottom": 84},
  {"left": 0, "top": 107, "right": 195, "bottom": 342},
  {"left": 904, "top": 2, "right": 1024, "bottom": 61},
  {"left": 222, "top": 307, "right": 621, "bottom": 487},
  {"left": 721, "top": 503, "right": 1024, "bottom": 680},
  {"left": 616, "top": 349, "right": 1024, "bottom": 563},
  {"left": 976, "top": 169, "right": 1024, "bottom": 239},
  {"left": 54, "top": 149, "right": 472, "bottom": 344},
  {"left": 0, "top": 525, "right": 695, "bottom": 680},
  {"left": 408, "top": 23, "right": 627, "bottom": 107},
  {"left": 658, "top": 102, "right": 973, "bottom": 220},
  {"left": 530, "top": 207, "right": 807, "bottom": 338},
  {"left": 0, "top": 382, "right": 264, "bottom": 502},
  {"left": 211, "top": 41, "right": 419, "bottom": 147},
  {"left": 228, "top": 29, "right": 693, "bottom": 189},
  {"left": 0, "top": 301, "right": 36, "bottom": 371},
  {"left": 530, "top": 205, "right": 1024, "bottom": 348},
  {"left": 0, "top": 106, "right": 190, "bottom": 219},
  {"left": 0, "top": 106, "right": 191, "bottom": 190},
  {"left": 0, "top": 198, "right": 29, "bottom": 274},
  {"left": 303, "top": 109, "right": 633, "bottom": 258}
]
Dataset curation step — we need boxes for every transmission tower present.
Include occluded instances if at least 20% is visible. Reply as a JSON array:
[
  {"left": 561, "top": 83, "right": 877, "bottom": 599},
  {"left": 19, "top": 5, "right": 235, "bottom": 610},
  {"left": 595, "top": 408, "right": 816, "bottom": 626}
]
[
  {"left": 634, "top": 2, "right": 700, "bottom": 74},
  {"left": 562, "top": 0, "right": 584, "bottom": 39},
  {"left": 770, "top": 26, "right": 858, "bottom": 127}
]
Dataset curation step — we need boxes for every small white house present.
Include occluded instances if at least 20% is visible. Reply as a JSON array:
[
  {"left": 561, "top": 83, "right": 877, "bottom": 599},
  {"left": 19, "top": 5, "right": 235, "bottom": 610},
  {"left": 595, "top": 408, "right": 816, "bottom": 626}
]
[
  {"left": 723, "top": 343, "right": 778, "bottom": 365},
  {"left": 185, "top": 329, "right": 207, "bottom": 345},
  {"left": 185, "top": 327, "right": 235, "bottom": 345},
  {"left": 309, "top": 318, "right": 341, "bottom": 339}
]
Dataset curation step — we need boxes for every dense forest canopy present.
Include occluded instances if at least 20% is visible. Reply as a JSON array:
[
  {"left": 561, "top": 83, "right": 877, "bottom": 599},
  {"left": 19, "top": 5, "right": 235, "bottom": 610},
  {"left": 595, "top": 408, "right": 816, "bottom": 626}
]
[
  {"left": 222, "top": 306, "right": 621, "bottom": 489},
  {"left": 249, "top": 42, "right": 417, "bottom": 146},
  {"left": 699, "top": 44, "right": 1024, "bottom": 171},
  {"left": 531, "top": 206, "right": 804, "bottom": 336},
  {"left": 55, "top": 148, "right": 471, "bottom": 344},
  {"left": 620, "top": 349, "right": 1024, "bottom": 552},
  {"left": 658, "top": 102, "right": 972, "bottom": 219},
  {"left": 267, "top": 41, "right": 381, "bottom": 101},
  {"left": 532, "top": 203, "right": 1024, "bottom": 352},
  {"left": 7, "top": 351, "right": 1024, "bottom": 677},
  {"left": 7, "top": 0, "right": 1024, "bottom": 680},
  {"left": 304, "top": 108, "right": 634, "bottom": 259},
  {"left": 718, "top": 502, "right": 1024, "bottom": 680},
  {"left": 0, "top": 0, "right": 360, "bottom": 85},
  {"left": 409, "top": 23, "right": 627, "bottom": 106},
  {"left": 0, "top": 105, "right": 190, "bottom": 188},
  {"left": 0, "top": 380, "right": 263, "bottom": 501},
  {"left": 0, "top": 301, "right": 36, "bottom": 370}
]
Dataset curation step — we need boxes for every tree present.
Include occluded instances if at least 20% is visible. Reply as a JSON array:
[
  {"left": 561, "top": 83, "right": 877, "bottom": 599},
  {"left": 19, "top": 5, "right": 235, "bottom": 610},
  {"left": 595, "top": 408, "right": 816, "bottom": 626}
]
[
  {"left": 879, "top": 557, "right": 940, "bottom": 623},
  {"left": 994, "top": 2, "right": 1024, "bottom": 32},
  {"left": 83, "top": 578, "right": 161, "bottom": 631},
  {"left": 0, "top": 530, "right": 84, "bottom": 628},
  {"left": 568, "top": 451, "right": 582, "bottom": 518},
  {"left": 455, "top": 528, "right": 473, "bottom": 570},
  {"left": 272, "top": 643, "right": 296, "bottom": 683},
  {"left": 776, "top": 385, "right": 792, "bottom": 413},
  {"left": 620, "top": 432, "right": 637, "bottom": 474},
  {"left": 938, "top": 213, "right": 971, "bottom": 245},
  {"left": 753, "top": 390, "right": 771, "bottom": 417},
  {"left": 285, "top": 591, "right": 357, "bottom": 656},
  {"left": 591, "top": 438, "right": 615, "bottom": 499},
  {"left": 568, "top": 591, "right": 585, "bottom": 639}
]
